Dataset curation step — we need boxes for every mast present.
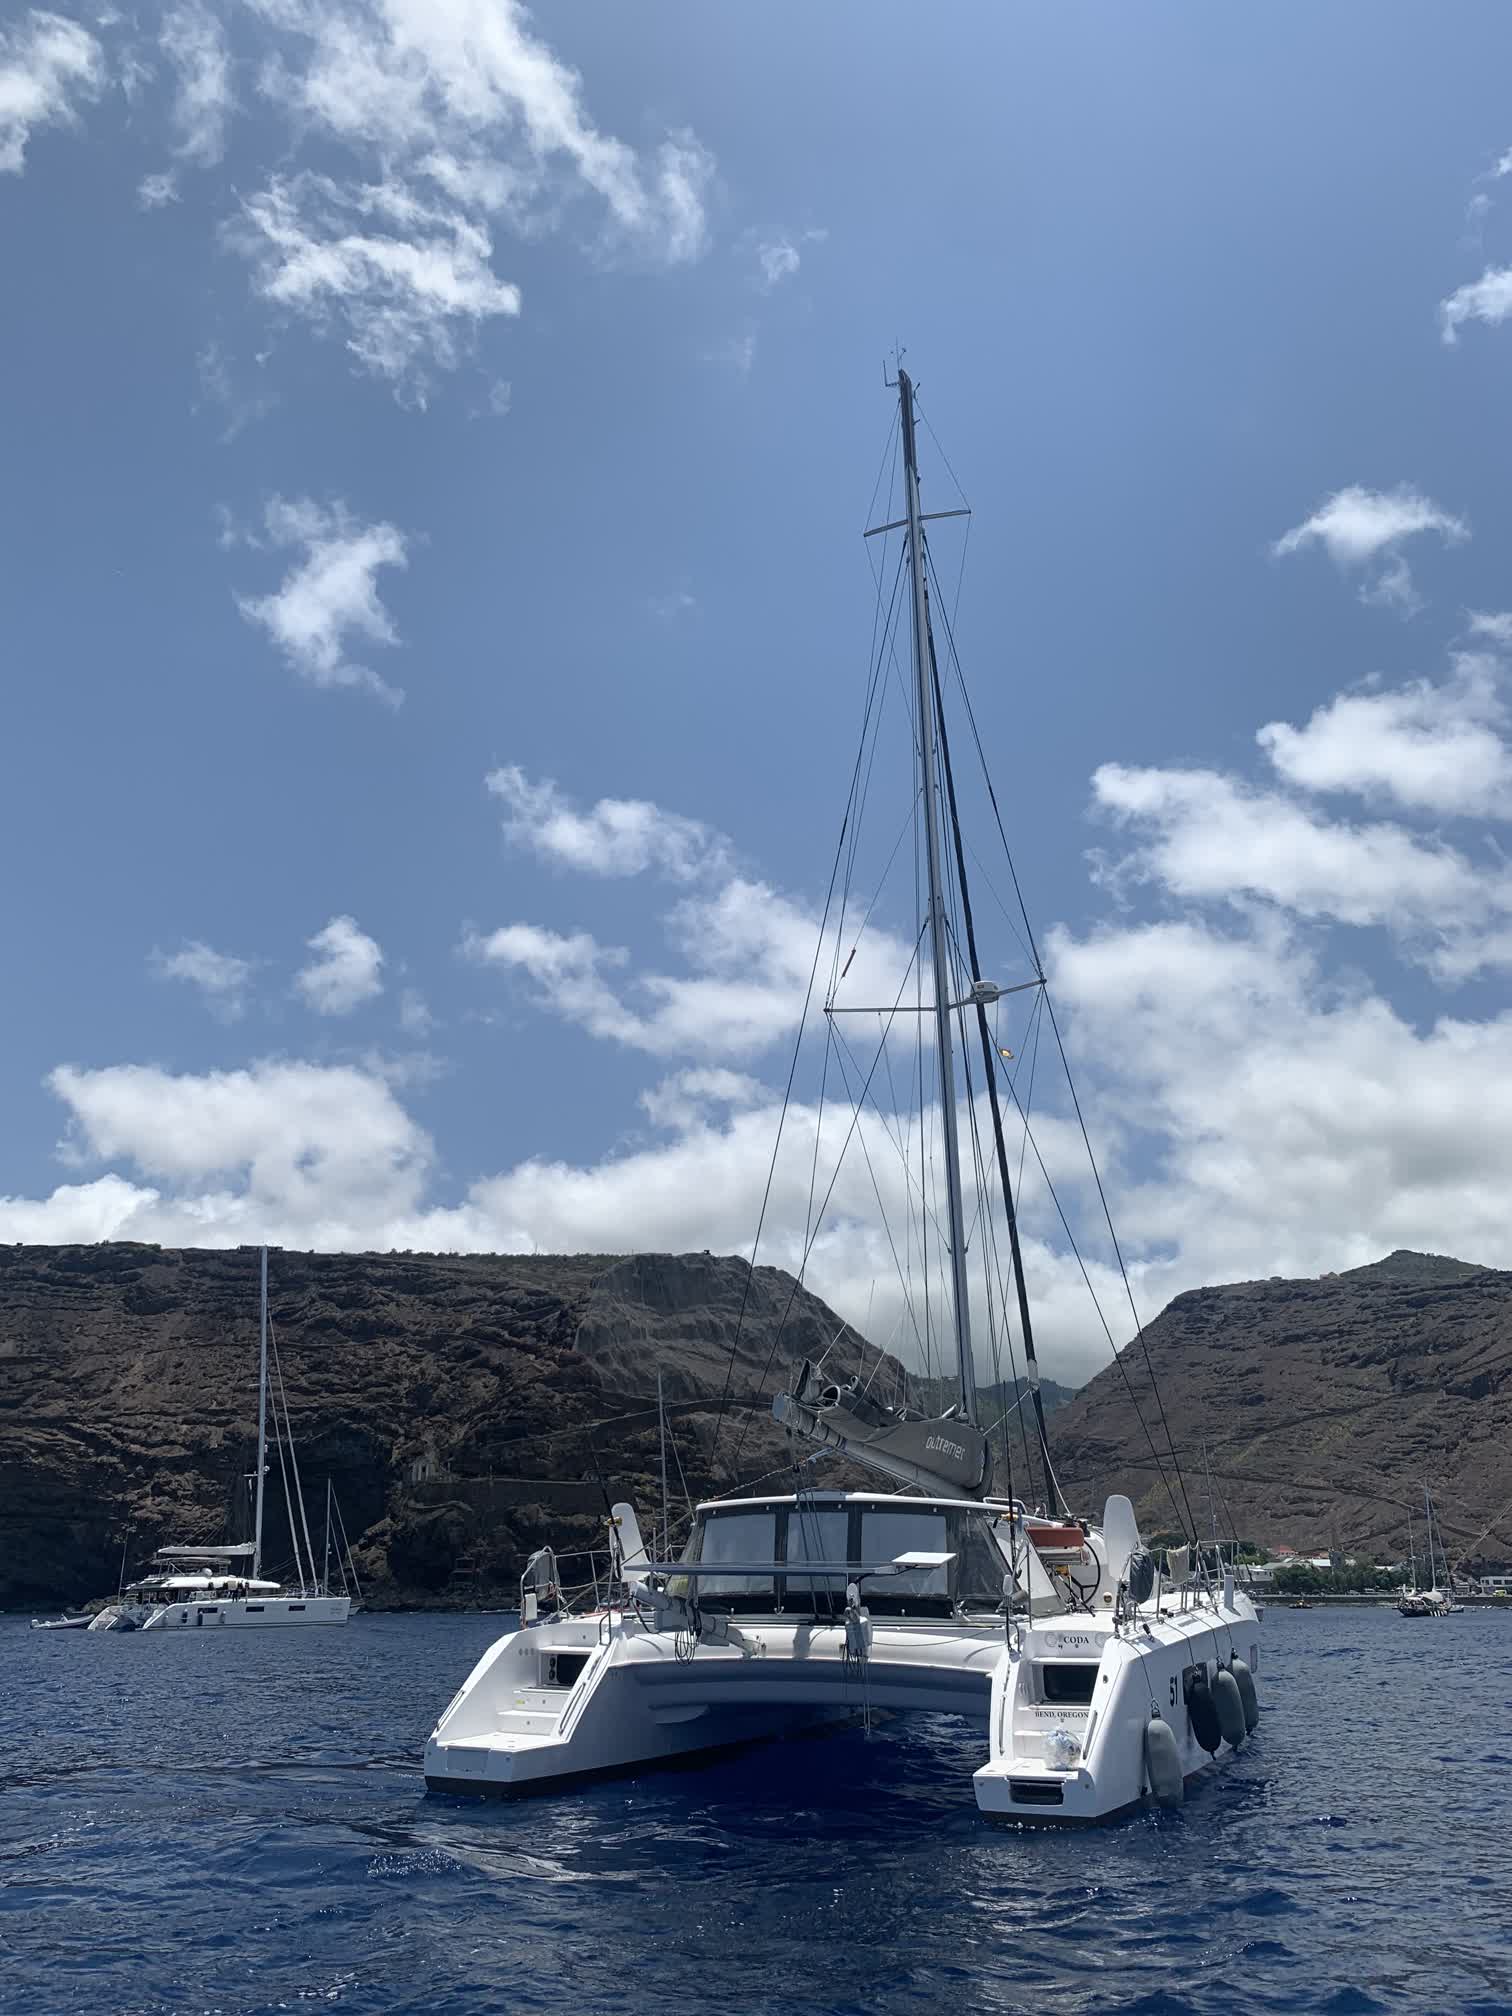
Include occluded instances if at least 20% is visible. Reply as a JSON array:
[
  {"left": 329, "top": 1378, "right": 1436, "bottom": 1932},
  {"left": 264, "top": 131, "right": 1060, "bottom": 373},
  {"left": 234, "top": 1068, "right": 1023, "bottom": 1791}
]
[
  {"left": 253, "top": 1245, "right": 268, "bottom": 1580},
  {"left": 898, "top": 366, "right": 977, "bottom": 1425},
  {"left": 658, "top": 1369, "right": 670, "bottom": 1569},
  {"left": 323, "top": 1477, "right": 332, "bottom": 1598}
]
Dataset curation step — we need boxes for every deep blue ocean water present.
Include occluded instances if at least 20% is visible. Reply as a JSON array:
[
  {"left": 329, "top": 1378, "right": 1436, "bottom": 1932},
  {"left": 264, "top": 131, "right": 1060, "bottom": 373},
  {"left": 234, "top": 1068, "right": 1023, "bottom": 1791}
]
[{"left": 1, "top": 1604, "right": 1509, "bottom": 2016}]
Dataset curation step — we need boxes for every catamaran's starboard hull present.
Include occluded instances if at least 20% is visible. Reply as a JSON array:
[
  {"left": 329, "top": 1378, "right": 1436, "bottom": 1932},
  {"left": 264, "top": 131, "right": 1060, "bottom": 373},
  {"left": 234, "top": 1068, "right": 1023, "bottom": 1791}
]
[{"left": 973, "top": 1594, "right": 1262, "bottom": 1823}]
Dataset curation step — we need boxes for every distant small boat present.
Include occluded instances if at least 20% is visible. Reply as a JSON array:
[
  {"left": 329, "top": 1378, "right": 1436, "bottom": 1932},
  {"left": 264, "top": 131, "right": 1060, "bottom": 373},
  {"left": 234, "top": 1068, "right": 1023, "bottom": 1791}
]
[
  {"left": 30, "top": 1615, "right": 91, "bottom": 1631},
  {"left": 1287, "top": 1598, "right": 1313, "bottom": 1610}
]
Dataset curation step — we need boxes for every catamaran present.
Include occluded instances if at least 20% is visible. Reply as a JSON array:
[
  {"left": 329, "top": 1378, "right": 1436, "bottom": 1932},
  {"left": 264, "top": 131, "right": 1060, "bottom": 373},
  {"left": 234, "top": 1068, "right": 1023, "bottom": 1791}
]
[
  {"left": 89, "top": 1248, "right": 351, "bottom": 1631},
  {"left": 424, "top": 364, "right": 1263, "bottom": 1820}
]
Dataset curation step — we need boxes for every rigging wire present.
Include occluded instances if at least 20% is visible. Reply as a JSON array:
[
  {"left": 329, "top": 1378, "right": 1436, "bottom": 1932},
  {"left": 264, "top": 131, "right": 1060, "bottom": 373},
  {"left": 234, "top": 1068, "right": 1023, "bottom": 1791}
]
[{"left": 925, "top": 537, "right": 1200, "bottom": 1540}]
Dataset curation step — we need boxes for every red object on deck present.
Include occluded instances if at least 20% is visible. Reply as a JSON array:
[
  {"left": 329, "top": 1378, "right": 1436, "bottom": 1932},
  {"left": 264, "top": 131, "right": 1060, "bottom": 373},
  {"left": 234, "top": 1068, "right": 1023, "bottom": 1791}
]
[{"left": 1028, "top": 1523, "right": 1086, "bottom": 1552}]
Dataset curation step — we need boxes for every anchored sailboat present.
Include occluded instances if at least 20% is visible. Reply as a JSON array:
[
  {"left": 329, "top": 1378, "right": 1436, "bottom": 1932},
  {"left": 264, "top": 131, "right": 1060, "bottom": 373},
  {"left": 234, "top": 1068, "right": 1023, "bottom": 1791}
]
[
  {"left": 424, "top": 365, "right": 1264, "bottom": 1819},
  {"left": 89, "top": 1248, "right": 351, "bottom": 1632}
]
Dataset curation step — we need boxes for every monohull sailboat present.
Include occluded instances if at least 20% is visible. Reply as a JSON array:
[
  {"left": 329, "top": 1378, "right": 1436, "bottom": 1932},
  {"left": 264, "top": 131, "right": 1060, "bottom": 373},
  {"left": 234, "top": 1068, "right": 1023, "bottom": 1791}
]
[
  {"left": 89, "top": 1248, "right": 352, "bottom": 1632},
  {"left": 1398, "top": 1488, "right": 1460, "bottom": 1617},
  {"left": 425, "top": 366, "right": 1263, "bottom": 1820}
]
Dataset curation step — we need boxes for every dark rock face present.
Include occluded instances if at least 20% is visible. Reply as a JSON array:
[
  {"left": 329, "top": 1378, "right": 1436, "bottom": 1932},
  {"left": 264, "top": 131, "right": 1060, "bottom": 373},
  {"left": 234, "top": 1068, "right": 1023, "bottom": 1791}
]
[
  {"left": 1050, "top": 1250, "right": 1512, "bottom": 1562},
  {"left": 0, "top": 1243, "right": 889, "bottom": 1609}
]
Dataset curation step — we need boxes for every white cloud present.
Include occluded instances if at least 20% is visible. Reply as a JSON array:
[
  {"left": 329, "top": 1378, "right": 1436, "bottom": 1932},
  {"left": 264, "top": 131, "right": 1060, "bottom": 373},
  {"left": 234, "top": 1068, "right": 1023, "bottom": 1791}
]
[
  {"left": 754, "top": 227, "right": 824, "bottom": 290},
  {"left": 1090, "top": 760, "right": 1512, "bottom": 977},
  {"left": 1441, "top": 266, "right": 1512, "bottom": 343},
  {"left": 151, "top": 939, "right": 254, "bottom": 1019},
  {"left": 475, "top": 768, "right": 924, "bottom": 1061},
  {"left": 1257, "top": 654, "right": 1512, "bottom": 819},
  {"left": 1273, "top": 484, "right": 1468, "bottom": 616},
  {"left": 649, "top": 589, "right": 695, "bottom": 622},
  {"left": 296, "top": 914, "right": 384, "bottom": 1015},
  {"left": 0, "top": 9, "right": 104, "bottom": 174},
  {"left": 399, "top": 987, "right": 434, "bottom": 1035},
  {"left": 137, "top": 169, "right": 180, "bottom": 208},
  {"left": 229, "top": 173, "right": 522, "bottom": 398},
  {"left": 250, "top": 0, "right": 713, "bottom": 265},
  {"left": 29, "top": 1059, "right": 431, "bottom": 1237},
  {"left": 757, "top": 238, "right": 800, "bottom": 288},
  {"left": 160, "top": 0, "right": 232, "bottom": 165},
  {"left": 487, "top": 764, "right": 725, "bottom": 880},
  {"left": 234, "top": 495, "right": 410, "bottom": 705}
]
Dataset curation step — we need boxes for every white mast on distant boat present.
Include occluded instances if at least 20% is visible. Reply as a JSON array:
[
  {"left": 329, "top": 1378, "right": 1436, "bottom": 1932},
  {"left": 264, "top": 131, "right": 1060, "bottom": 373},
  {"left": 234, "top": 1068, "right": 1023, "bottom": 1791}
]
[{"left": 253, "top": 1244, "right": 269, "bottom": 1581}]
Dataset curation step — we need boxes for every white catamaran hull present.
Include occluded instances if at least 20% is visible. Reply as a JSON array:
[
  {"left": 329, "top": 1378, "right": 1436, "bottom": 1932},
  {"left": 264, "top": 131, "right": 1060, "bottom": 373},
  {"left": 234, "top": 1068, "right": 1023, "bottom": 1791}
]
[
  {"left": 425, "top": 1591, "right": 1260, "bottom": 1820},
  {"left": 89, "top": 1595, "right": 350, "bottom": 1631},
  {"left": 425, "top": 1611, "right": 1000, "bottom": 1795}
]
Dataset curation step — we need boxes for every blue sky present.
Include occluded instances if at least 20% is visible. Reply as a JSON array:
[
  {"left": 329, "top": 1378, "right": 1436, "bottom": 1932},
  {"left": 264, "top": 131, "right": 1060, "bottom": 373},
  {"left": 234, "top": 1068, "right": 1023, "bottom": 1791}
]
[{"left": 8, "top": 2, "right": 1512, "bottom": 1383}]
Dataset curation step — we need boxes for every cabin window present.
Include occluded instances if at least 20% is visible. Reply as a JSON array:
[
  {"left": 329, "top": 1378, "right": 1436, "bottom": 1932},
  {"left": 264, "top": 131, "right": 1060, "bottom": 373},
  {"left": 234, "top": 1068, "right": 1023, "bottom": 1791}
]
[
  {"left": 956, "top": 1517, "right": 1011, "bottom": 1613},
  {"left": 692, "top": 1510, "right": 776, "bottom": 1612},
  {"left": 783, "top": 1505, "right": 850, "bottom": 1612},
  {"left": 858, "top": 1508, "right": 950, "bottom": 1614}
]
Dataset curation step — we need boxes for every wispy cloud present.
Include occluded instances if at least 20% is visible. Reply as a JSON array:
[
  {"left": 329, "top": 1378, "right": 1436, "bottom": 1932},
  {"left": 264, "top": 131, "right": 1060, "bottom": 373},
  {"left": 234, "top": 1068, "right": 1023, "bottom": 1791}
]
[
  {"left": 234, "top": 495, "right": 410, "bottom": 706},
  {"left": 753, "top": 227, "right": 825, "bottom": 290},
  {"left": 296, "top": 915, "right": 384, "bottom": 1016},
  {"left": 0, "top": 9, "right": 105, "bottom": 175},
  {"left": 703, "top": 328, "right": 756, "bottom": 377},
  {"left": 151, "top": 939, "right": 254, "bottom": 1020},
  {"left": 160, "top": 0, "right": 232, "bottom": 166},
  {"left": 228, "top": 172, "right": 522, "bottom": 401},
  {"left": 137, "top": 170, "right": 180, "bottom": 209}
]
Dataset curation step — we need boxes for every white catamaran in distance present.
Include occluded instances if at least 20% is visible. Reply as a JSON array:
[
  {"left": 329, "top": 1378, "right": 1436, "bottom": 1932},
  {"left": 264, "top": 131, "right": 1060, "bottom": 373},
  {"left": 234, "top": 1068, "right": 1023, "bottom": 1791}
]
[
  {"left": 90, "top": 1248, "right": 352, "bottom": 1631},
  {"left": 425, "top": 365, "right": 1263, "bottom": 1820}
]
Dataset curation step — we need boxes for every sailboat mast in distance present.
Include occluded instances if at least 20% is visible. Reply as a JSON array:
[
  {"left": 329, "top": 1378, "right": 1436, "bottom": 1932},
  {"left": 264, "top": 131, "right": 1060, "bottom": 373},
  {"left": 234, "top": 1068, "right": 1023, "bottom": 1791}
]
[
  {"left": 897, "top": 366, "right": 977, "bottom": 1427},
  {"left": 253, "top": 1245, "right": 268, "bottom": 1580}
]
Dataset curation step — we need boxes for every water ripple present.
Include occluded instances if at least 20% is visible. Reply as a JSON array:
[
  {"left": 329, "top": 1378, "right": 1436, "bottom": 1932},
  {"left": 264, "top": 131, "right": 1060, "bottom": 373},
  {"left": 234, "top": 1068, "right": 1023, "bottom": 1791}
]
[{"left": 0, "top": 1608, "right": 1509, "bottom": 2014}]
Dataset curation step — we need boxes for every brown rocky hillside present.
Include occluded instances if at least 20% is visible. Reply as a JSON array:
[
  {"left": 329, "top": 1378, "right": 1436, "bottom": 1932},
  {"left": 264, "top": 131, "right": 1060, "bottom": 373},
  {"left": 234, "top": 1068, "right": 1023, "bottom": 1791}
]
[
  {"left": 0, "top": 1243, "right": 885, "bottom": 1609},
  {"left": 1050, "top": 1250, "right": 1512, "bottom": 1565}
]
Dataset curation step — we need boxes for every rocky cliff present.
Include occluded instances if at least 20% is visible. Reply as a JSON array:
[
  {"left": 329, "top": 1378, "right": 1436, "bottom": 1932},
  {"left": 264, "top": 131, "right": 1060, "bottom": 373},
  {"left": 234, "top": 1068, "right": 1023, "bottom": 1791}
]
[
  {"left": 0, "top": 1243, "right": 889, "bottom": 1609},
  {"left": 1049, "top": 1250, "right": 1512, "bottom": 1565}
]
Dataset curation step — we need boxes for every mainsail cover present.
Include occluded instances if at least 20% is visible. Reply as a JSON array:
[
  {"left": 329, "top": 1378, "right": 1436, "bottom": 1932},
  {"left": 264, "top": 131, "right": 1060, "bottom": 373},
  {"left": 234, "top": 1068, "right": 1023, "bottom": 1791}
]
[{"left": 774, "top": 1360, "right": 991, "bottom": 1498}]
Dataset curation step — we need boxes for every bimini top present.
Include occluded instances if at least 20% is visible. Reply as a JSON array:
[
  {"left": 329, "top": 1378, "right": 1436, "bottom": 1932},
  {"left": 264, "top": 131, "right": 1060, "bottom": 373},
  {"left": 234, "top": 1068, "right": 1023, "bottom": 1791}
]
[{"left": 152, "top": 1544, "right": 257, "bottom": 1563}]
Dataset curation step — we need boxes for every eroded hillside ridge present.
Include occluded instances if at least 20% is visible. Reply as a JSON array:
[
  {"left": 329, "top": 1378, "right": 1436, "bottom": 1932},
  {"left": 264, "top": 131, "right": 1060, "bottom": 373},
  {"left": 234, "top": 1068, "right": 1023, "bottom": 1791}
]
[
  {"left": 0, "top": 1242, "right": 892, "bottom": 1607},
  {"left": 1050, "top": 1250, "right": 1512, "bottom": 1560}
]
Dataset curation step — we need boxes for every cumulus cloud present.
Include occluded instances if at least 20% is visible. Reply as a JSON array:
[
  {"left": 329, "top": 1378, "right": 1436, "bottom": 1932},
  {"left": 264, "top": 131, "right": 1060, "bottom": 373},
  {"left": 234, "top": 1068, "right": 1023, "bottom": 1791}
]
[
  {"left": 0, "top": 9, "right": 104, "bottom": 175},
  {"left": 23, "top": 652, "right": 1512, "bottom": 1389},
  {"left": 1273, "top": 484, "right": 1468, "bottom": 616},
  {"left": 1258, "top": 655, "right": 1512, "bottom": 818},
  {"left": 1090, "top": 760, "right": 1512, "bottom": 978},
  {"left": 296, "top": 915, "right": 384, "bottom": 1015},
  {"left": 486, "top": 764, "right": 726, "bottom": 881},
  {"left": 234, "top": 495, "right": 410, "bottom": 705},
  {"left": 151, "top": 939, "right": 254, "bottom": 1019},
  {"left": 1441, "top": 266, "right": 1512, "bottom": 343},
  {"left": 472, "top": 768, "right": 921, "bottom": 1060}
]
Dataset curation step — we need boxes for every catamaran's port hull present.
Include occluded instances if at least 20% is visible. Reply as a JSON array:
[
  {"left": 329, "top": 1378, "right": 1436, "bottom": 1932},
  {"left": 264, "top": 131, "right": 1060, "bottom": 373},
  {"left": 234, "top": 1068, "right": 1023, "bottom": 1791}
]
[{"left": 424, "top": 1613, "right": 1000, "bottom": 1797}]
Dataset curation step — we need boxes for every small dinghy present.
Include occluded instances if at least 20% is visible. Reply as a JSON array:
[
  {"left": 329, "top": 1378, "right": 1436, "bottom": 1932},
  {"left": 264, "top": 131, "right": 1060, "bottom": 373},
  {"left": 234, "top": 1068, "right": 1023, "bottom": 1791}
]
[{"left": 30, "top": 1615, "right": 91, "bottom": 1631}]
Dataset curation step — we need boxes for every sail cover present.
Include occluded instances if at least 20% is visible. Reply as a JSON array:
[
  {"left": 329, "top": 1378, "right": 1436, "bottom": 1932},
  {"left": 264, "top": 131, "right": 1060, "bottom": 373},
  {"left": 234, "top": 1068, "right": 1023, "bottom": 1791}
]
[{"left": 777, "top": 1360, "right": 991, "bottom": 1497}]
